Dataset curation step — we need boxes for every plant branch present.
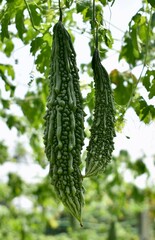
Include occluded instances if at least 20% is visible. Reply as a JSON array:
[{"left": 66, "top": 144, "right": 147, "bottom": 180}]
[{"left": 23, "top": 0, "right": 39, "bottom": 32}]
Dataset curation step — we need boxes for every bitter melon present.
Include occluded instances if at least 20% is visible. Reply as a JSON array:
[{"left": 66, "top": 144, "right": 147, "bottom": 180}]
[
  {"left": 44, "top": 20, "right": 84, "bottom": 225},
  {"left": 85, "top": 48, "right": 115, "bottom": 177}
]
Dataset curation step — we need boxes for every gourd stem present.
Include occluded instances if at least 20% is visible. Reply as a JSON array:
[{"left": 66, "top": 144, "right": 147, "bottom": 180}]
[
  {"left": 95, "top": 25, "right": 98, "bottom": 49},
  {"left": 59, "top": 0, "right": 62, "bottom": 21},
  {"left": 92, "top": 0, "right": 98, "bottom": 50}
]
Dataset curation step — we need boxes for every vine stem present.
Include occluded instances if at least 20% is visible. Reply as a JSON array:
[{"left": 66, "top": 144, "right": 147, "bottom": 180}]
[
  {"left": 59, "top": 0, "right": 62, "bottom": 21},
  {"left": 23, "top": 0, "right": 39, "bottom": 32},
  {"left": 92, "top": 0, "right": 98, "bottom": 49},
  {"left": 92, "top": 0, "right": 95, "bottom": 29},
  {"left": 126, "top": 64, "right": 145, "bottom": 111}
]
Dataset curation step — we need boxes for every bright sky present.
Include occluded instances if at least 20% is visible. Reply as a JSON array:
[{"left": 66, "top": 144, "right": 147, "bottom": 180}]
[{"left": 0, "top": 0, "right": 155, "bottom": 187}]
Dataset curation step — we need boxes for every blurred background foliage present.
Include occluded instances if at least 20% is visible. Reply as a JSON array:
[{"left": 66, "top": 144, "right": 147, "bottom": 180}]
[{"left": 0, "top": 0, "right": 155, "bottom": 239}]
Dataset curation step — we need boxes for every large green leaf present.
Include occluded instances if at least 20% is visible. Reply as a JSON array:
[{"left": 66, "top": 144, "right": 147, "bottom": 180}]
[
  {"left": 29, "top": 4, "right": 42, "bottom": 26},
  {"left": 30, "top": 37, "right": 44, "bottom": 55},
  {"left": 120, "top": 12, "right": 149, "bottom": 67},
  {"left": 76, "top": 0, "right": 92, "bottom": 22},
  {"left": 15, "top": 9, "right": 26, "bottom": 40},
  {"left": 0, "top": 64, "right": 15, "bottom": 80},
  {"left": 1, "top": 99, "right": 10, "bottom": 109},
  {"left": 133, "top": 96, "right": 155, "bottom": 123},
  {"left": 110, "top": 69, "right": 136, "bottom": 105},
  {"left": 35, "top": 41, "right": 51, "bottom": 74},
  {"left": 142, "top": 70, "right": 155, "bottom": 99},
  {"left": 18, "top": 91, "right": 45, "bottom": 128},
  {"left": 1, "top": 13, "right": 10, "bottom": 41},
  {"left": 76, "top": 0, "right": 91, "bottom": 13},
  {"left": 0, "top": 64, "right": 15, "bottom": 96},
  {"left": 3, "top": 39, "right": 14, "bottom": 57},
  {"left": 119, "top": 35, "right": 137, "bottom": 66},
  {"left": 6, "top": 115, "right": 26, "bottom": 133},
  {"left": 64, "top": 0, "right": 73, "bottom": 8},
  {"left": 130, "top": 28, "right": 141, "bottom": 58}
]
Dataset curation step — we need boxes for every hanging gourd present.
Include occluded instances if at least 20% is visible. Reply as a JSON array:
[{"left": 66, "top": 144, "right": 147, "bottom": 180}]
[
  {"left": 85, "top": 48, "right": 115, "bottom": 177},
  {"left": 85, "top": 0, "right": 115, "bottom": 177},
  {"left": 43, "top": 7, "right": 85, "bottom": 226}
]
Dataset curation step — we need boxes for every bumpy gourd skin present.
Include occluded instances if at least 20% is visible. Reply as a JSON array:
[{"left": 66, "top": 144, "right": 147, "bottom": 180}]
[
  {"left": 85, "top": 49, "right": 115, "bottom": 177},
  {"left": 44, "top": 21, "right": 84, "bottom": 225}
]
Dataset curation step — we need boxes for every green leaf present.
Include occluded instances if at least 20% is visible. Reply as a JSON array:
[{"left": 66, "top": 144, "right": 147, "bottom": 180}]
[
  {"left": 132, "top": 158, "right": 148, "bottom": 176},
  {"left": 29, "top": 4, "right": 42, "bottom": 26},
  {"left": 96, "top": 4, "right": 103, "bottom": 24},
  {"left": 99, "top": 0, "right": 107, "bottom": 6},
  {"left": 110, "top": 69, "right": 136, "bottom": 105},
  {"left": 3, "top": 39, "right": 14, "bottom": 57},
  {"left": 1, "top": 99, "right": 10, "bottom": 109},
  {"left": 43, "top": 32, "right": 52, "bottom": 45},
  {"left": 133, "top": 96, "right": 153, "bottom": 123},
  {"left": 151, "top": 12, "right": 155, "bottom": 28},
  {"left": 120, "top": 13, "right": 148, "bottom": 66},
  {"left": 142, "top": 72, "right": 151, "bottom": 91},
  {"left": 35, "top": 42, "right": 51, "bottom": 74},
  {"left": 6, "top": 115, "right": 26, "bottom": 133},
  {"left": 1, "top": 13, "right": 10, "bottom": 41},
  {"left": 76, "top": 0, "right": 91, "bottom": 13},
  {"left": 133, "top": 96, "right": 147, "bottom": 117},
  {"left": 15, "top": 9, "right": 26, "bottom": 40},
  {"left": 142, "top": 70, "right": 155, "bottom": 98},
  {"left": 84, "top": 87, "right": 95, "bottom": 113},
  {"left": 140, "top": 106, "right": 150, "bottom": 122},
  {"left": 0, "top": 64, "right": 15, "bottom": 96},
  {"left": 0, "top": 64, "right": 15, "bottom": 80},
  {"left": 132, "top": 13, "right": 141, "bottom": 23},
  {"left": 149, "top": 78, "right": 155, "bottom": 99},
  {"left": 6, "top": 64, "right": 15, "bottom": 80},
  {"left": 104, "top": 29, "right": 113, "bottom": 48},
  {"left": 64, "top": 0, "right": 73, "bottom": 8},
  {"left": 149, "top": 105, "right": 155, "bottom": 119},
  {"left": 30, "top": 133, "right": 47, "bottom": 166},
  {"left": 119, "top": 35, "right": 136, "bottom": 66},
  {"left": 138, "top": 18, "right": 148, "bottom": 43},
  {"left": 30, "top": 37, "right": 44, "bottom": 55},
  {"left": 147, "top": 0, "right": 155, "bottom": 8},
  {"left": 19, "top": 91, "right": 45, "bottom": 128},
  {"left": 131, "top": 185, "right": 145, "bottom": 202},
  {"left": 8, "top": 173, "right": 23, "bottom": 197},
  {"left": 130, "top": 28, "right": 141, "bottom": 57},
  {"left": 0, "top": 141, "right": 9, "bottom": 164},
  {"left": 22, "top": 21, "right": 38, "bottom": 44}
]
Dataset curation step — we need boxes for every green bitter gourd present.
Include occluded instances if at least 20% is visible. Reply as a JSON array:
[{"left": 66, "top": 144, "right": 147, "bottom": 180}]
[
  {"left": 44, "top": 20, "right": 85, "bottom": 225},
  {"left": 85, "top": 48, "right": 115, "bottom": 177}
]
